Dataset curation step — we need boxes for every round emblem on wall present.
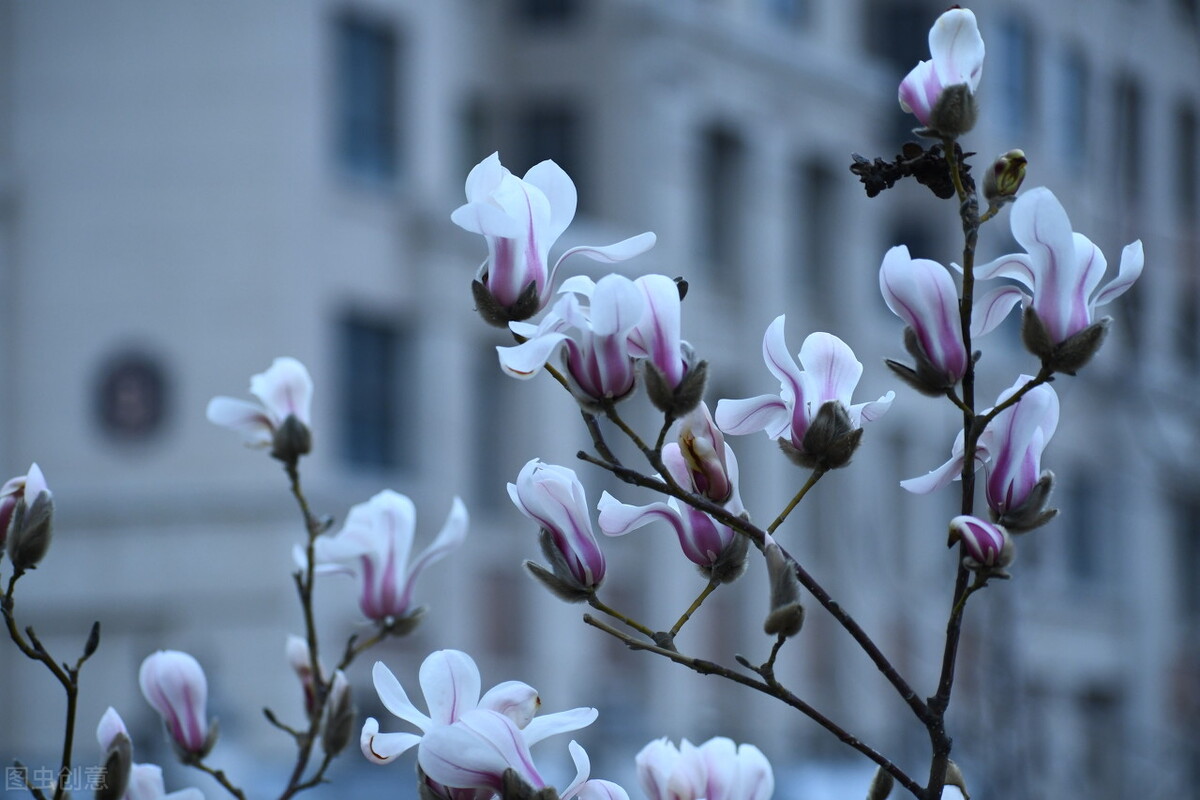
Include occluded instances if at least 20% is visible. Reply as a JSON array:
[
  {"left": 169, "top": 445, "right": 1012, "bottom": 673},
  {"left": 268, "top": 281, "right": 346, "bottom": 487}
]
[{"left": 95, "top": 350, "right": 170, "bottom": 441}]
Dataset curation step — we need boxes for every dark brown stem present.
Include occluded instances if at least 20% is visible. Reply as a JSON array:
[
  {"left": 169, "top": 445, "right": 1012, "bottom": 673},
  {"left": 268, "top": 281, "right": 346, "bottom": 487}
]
[
  {"left": 584, "top": 614, "right": 924, "bottom": 798},
  {"left": 194, "top": 762, "right": 248, "bottom": 800},
  {"left": 576, "top": 451, "right": 929, "bottom": 724}
]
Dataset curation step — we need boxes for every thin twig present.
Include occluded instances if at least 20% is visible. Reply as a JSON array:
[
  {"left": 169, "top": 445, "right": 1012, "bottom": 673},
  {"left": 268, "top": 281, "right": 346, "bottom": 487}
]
[
  {"left": 766, "top": 469, "right": 826, "bottom": 535},
  {"left": 587, "top": 595, "right": 656, "bottom": 639},
  {"left": 583, "top": 614, "right": 924, "bottom": 798},
  {"left": 669, "top": 578, "right": 718, "bottom": 637}
]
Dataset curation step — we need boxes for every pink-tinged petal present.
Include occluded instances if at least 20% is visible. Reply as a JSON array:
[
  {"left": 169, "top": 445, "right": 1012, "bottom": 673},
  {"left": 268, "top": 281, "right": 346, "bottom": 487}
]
[
  {"left": 900, "top": 452, "right": 966, "bottom": 494},
  {"left": 420, "top": 650, "right": 483, "bottom": 726},
  {"left": 761, "top": 316, "right": 803, "bottom": 409},
  {"left": 1072, "top": 233, "right": 1109, "bottom": 303},
  {"left": 797, "top": 332, "right": 863, "bottom": 407},
  {"left": 556, "top": 232, "right": 658, "bottom": 268},
  {"left": 249, "top": 357, "right": 313, "bottom": 426},
  {"left": 929, "top": 8, "right": 984, "bottom": 91},
  {"left": 879, "top": 246, "right": 966, "bottom": 379},
  {"left": 1092, "top": 240, "right": 1144, "bottom": 309},
  {"left": 589, "top": 275, "right": 644, "bottom": 338},
  {"left": 596, "top": 492, "right": 682, "bottom": 540},
  {"left": 558, "top": 274, "right": 597, "bottom": 298},
  {"left": 23, "top": 463, "right": 49, "bottom": 500},
  {"left": 972, "top": 252, "right": 1036, "bottom": 286},
  {"left": 451, "top": 200, "right": 523, "bottom": 238},
  {"left": 848, "top": 390, "right": 895, "bottom": 428},
  {"left": 523, "top": 160, "right": 578, "bottom": 245},
  {"left": 573, "top": 780, "right": 631, "bottom": 800},
  {"left": 735, "top": 744, "right": 774, "bottom": 800},
  {"left": 1011, "top": 188, "right": 1075, "bottom": 276},
  {"left": 559, "top": 741, "right": 592, "bottom": 800},
  {"left": 898, "top": 60, "right": 938, "bottom": 125},
  {"left": 971, "top": 285, "right": 1027, "bottom": 338},
  {"left": 205, "top": 397, "right": 274, "bottom": 446},
  {"left": 636, "top": 739, "right": 680, "bottom": 800},
  {"left": 399, "top": 497, "right": 469, "bottom": 612},
  {"left": 479, "top": 681, "right": 540, "bottom": 729},
  {"left": 97, "top": 707, "right": 128, "bottom": 750},
  {"left": 629, "top": 274, "right": 685, "bottom": 386},
  {"left": 372, "top": 661, "right": 432, "bottom": 730},
  {"left": 125, "top": 765, "right": 168, "bottom": 800},
  {"left": 419, "top": 710, "right": 545, "bottom": 792},
  {"left": 463, "top": 152, "right": 507, "bottom": 203},
  {"left": 360, "top": 716, "right": 422, "bottom": 765},
  {"left": 497, "top": 333, "right": 571, "bottom": 379},
  {"left": 667, "top": 740, "right": 707, "bottom": 800},
  {"left": 522, "top": 706, "right": 599, "bottom": 747},
  {"left": 138, "top": 651, "right": 209, "bottom": 755},
  {"left": 714, "top": 395, "right": 790, "bottom": 439},
  {"left": 698, "top": 737, "right": 738, "bottom": 800}
]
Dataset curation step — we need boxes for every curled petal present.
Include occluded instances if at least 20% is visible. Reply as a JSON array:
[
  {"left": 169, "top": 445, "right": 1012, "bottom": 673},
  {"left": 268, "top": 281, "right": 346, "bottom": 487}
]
[
  {"left": 596, "top": 493, "right": 681, "bottom": 539},
  {"left": 523, "top": 159, "right": 578, "bottom": 245},
  {"left": 713, "top": 395, "right": 790, "bottom": 439},
  {"left": 574, "top": 780, "right": 631, "bottom": 800},
  {"left": 479, "top": 681, "right": 540, "bottom": 729},
  {"left": 1092, "top": 239, "right": 1145, "bottom": 309},
  {"left": 900, "top": 451, "right": 966, "bottom": 495},
  {"left": 399, "top": 497, "right": 470, "bottom": 612},
  {"left": 556, "top": 232, "right": 658, "bottom": 268},
  {"left": 559, "top": 740, "right": 592, "bottom": 800},
  {"left": 497, "top": 333, "right": 571, "bottom": 380},
  {"left": 249, "top": 357, "right": 313, "bottom": 426},
  {"left": 971, "top": 285, "right": 1026, "bottom": 337},
  {"left": 361, "top": 716, "right": 422, "bottom": 765}
]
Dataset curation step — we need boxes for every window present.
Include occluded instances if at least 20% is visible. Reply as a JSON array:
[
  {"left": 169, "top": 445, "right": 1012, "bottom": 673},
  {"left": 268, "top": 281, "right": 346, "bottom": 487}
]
[
  {"left": 697, "top": 125, "right": 746, "bottom": 294},
  {"left": 1173, "top": 493, "right": 1200, "bottom": 617},
  {"left": 1058, "top": 48, "right": 1090, "bottom": 169},
  {"left": 516, "top": 103, "right": 583, "bottom": 203},
  {"left": 790, "top": 158, "right": 836, "bottom": 313},
  {"left": 1175, "top": 104, "right": 1199, "bottom": 365},
  {"left": 471, "top": 342, "right": 526, "bottom": 508},
  {"left": 996, "top": 15, "right": 1036, "bottom": 137},
  {"left": 1063, "top": 472, "right": 1104, "bottom": 587},
  {"left": 338, "top": 314, "right": 414, "bottom": 470},
  {"left": 1113, "top": 75, "right": 1144, "bottom": 204},
  {"left": 516, "top": 0, "right": 578, "bottom": 24},
  {"left": 335, "top": 15, "right": 399, "bottom": 182},
  {"left": 765, "top": 0, "right": 808, "bottom": 28}
]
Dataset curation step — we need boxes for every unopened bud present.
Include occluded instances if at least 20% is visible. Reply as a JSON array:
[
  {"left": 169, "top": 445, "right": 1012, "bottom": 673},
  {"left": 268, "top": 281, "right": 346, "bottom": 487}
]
[
  {"left": 97, "top": 731, "right": 132, "bottom": 800},
  {"left": 983, "top": 149, "right": 1027, "bottom": 207},
  {"left": 783, "top": 401, "right": 862, "bottom": 471},
  {"left": 286, "top": 634, "right": 321, "bottom": 719},
  {"left": 271, "top": 414, "right": 312, "bottom": 463},
  {"left": 645, "top": 356, "right": 708, "bottom": 418},
  {"left": 943, "top": 760, "right": 970, "bottom": 800},
  {"left": 949, "top": 515, "right": 1014, "bottom": 574},
  {"left": 763, "top": 543, "right": 804, "bottom": 638},
  {"left": 993, "top": 470, "right": 1057, "bottom": 533},
  {"left": 866, "top": 766, "right": 894, "bottom": 800},
  {"left": 322, "top": 670, "right": 356, "bottom": 756},
  {"left": 703, "top": 530, "right": 750, "bottom": 585},
  {"left": 7, "top": 491, "right": 54, "bottom": 572},
  {"left": 928, "top": 83, "right": 978, "bottom": 138},
  {"left": 1021, "top": 307, "right": 1111, "bottom": 375}
]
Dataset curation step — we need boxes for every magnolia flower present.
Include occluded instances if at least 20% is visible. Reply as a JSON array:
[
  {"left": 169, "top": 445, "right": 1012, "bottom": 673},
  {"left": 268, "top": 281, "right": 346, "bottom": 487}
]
[
  {"left": 597, "top": 444, "right": 748, "bottom": 583},
  {"left": 627, "top": 274, "right": 690, "bottom": 390},
  {"left": 452, "top": 152, "right": 656, "bottom": 324},
  {"left": 949, "top": 515, "right": 1014, "bottom": 571},
  {"left": 361, "top": 649, "right": 597, "bottom": 766},
  {"left": 206, "top": 357, "right": 313, "bottom": 460},
  {"left": 975, "top": 187, "right": 1144, "bottom": 368},
  {"left": 96, "top": 708, "right": 204, "bottom": 800},
  {"left": 500, "top": 274, "right": 644, "bottom": 404},
  {"left": 139, "top": 651, "right": 214, "bottom": 759},
  {"left": 509, "top": 460, "right": 606, "bottom": 597},
  {"left": 898, "top": 8, "right": 985, "bottom": 135},
  {"left": 309, "top": 491, "right": 468, "bottom": 622},
  {"left": 676, "top": 403, "right": 733, "bottom": 503},
  {"left": 636, "top": 737, "right": 774, "bottom": 800},
  {"left": 2, "top": 463, "right": 53, "bottom": 570},
  {"left": 715, "top": 317, "right": 894, "bottom": 470},
  {"left": 902, "top": 376, "right": 1059, "bottom": 531}
]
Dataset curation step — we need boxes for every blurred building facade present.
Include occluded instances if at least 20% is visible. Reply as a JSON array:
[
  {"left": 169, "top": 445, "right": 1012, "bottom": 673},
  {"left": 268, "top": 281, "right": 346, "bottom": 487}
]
[{"left": 0, "top": 1, "right": 1197, "bottom": 798}]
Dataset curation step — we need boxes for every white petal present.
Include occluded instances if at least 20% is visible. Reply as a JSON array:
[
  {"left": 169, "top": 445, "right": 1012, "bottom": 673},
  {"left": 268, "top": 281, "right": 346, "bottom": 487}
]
[
  {"left": 521, "top": 706, "right": 598, "bottom": 746},
  {"left": 497, "top": 334, "right": 570, "bottom": 380},
  {"left": 249, "top": 357, "right": 313, "bottom": 426},
  {"left": 451, "top": 200, "right": 523, "bottom": 238},
  {"left": 929, "top": 8, "right": 984, "bottom": 91},
  {"left": 714, "top": 395, "right": 789, "bottom": 439},
  {"left": 900, "top": 453, "right": 966, "bottom": 494},
  {"left": 1092, "top": 239, "right": 1144, "bottom": 309},
  {"left": 371, "top": 661, "right": 432, "bottom": 730},
  {"left": 420, "top": 650, "right": 482, "bottom": 726},
  {"left": 797, "top": 331, "right": 863, "bottom": 407},
  {"left": 524, "top": 159, "right": 578, "bottom": 245},
  {"left": 205, "top": 397, "right": 273, "bottom": 446},
  {"left": 556, "top": 232, "right": 658, "bottom": 268},
  {"left": 971, "top": 285, "right": 1026, "bottom": 338},
  {"left": 463, "top": 152, "right": 507, "bottom": 203}
]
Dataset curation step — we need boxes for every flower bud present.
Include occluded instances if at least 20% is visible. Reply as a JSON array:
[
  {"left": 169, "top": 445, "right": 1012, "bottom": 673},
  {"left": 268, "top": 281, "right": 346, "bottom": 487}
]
[
  {"left": 322, "top": 670, "right": 356, "bottom": 756},
  {"left": 927, "top": 83, "right": 979, "bottom": 138},
  {"left": 948, "top": 515, "right": 1014, "bottom": 573},
  {"left": 96, "top": 708, "right": 133, "bottom": 800},
  {"left": 763, "top": 542, "right": 804, "bottom": 639},
  {"left": 287, "top": 634, "right": 321, "bottom": 719},
  {"left": 5, "top": 465, "right": 53, "bottom": 572},
  {"left": 866, "top": 766, "right": 895, "bottom": 800},
  {"left": 983, "top": 149, "right": 1027, "bottom": 207},
  {"left": 677, "top": 403, "right": 733, "bottom": 504},
  {"left": 139, "top": 650, "right": 216, "bottom": 762},
  {"left": 272, "top": 414, "right": 312, "bottom": 463},
  {"left": 787, "top": 400, "right": 863, "bottom": 471}
]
